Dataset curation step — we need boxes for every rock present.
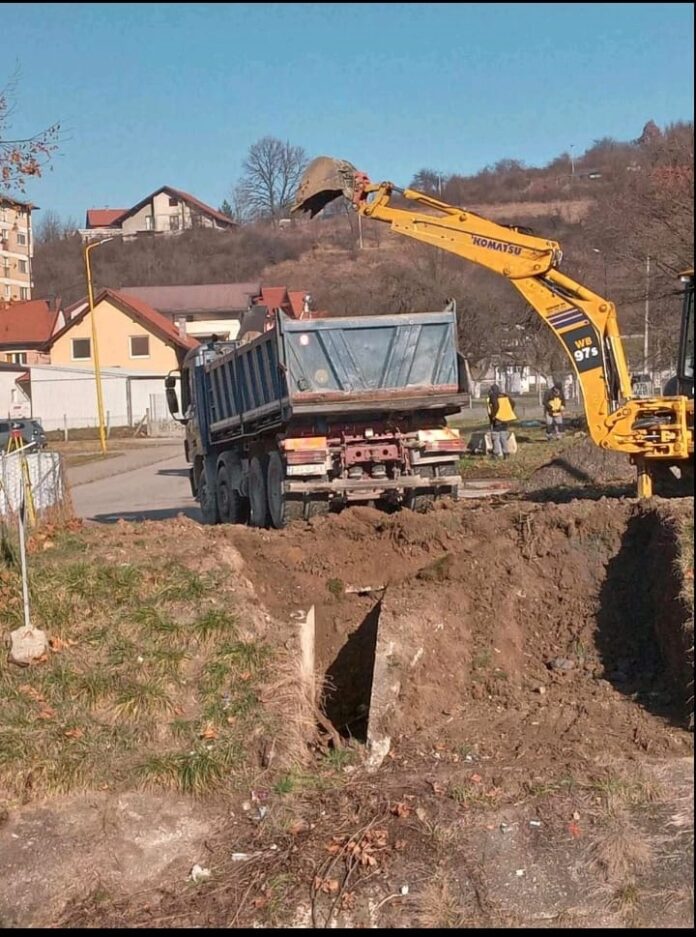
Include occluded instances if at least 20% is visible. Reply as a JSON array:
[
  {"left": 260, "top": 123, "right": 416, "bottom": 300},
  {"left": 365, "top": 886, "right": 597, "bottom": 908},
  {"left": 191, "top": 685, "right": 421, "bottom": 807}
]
[
  {"left": 548, "top": 657, "right": 575, "bottom": 672},
  {"left": 189, "top": 864, "right": 211, "bottom": 883},
  {"left": 9, "top": 626, "right": 48, "bottom": 667}
]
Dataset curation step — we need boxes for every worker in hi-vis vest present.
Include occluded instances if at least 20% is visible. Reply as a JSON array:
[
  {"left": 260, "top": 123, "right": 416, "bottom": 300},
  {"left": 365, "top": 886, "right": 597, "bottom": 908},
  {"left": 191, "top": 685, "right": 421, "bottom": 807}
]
[
  {"left": 543, "top": 384, "right": 566, "bottom": 440},
  {"left": 487, "top": 384, "right": 517, "bottom": 460}
]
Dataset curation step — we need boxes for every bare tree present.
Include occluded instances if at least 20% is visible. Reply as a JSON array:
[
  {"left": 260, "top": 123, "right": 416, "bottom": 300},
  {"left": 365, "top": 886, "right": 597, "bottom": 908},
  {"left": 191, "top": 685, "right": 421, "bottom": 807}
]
[
  {"left": 410, "top": 168, "right": 443, "bottom": 194},
  {"left": 1, "top": 71, "right": 60, "bottom": 192},
  {"left": 34, "top": 209, "right": 63, "bottom": 244},
  {"left": 236, "top": 137, "right": 308, "bottom": 222}
]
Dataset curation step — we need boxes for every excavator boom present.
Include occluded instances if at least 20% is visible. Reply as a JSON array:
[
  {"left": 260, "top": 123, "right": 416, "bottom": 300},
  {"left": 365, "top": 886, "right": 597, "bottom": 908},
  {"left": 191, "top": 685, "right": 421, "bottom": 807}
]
[{"left": 293, "top": 156, "right": 693, "bottom": 496}]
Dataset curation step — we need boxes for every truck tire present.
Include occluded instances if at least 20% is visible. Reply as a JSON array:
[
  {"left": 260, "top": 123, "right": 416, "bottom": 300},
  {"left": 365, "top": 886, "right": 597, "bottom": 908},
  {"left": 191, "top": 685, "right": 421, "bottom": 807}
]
[
  {"left": 404, "top": 466, "right": 436, "bottom": 513},
  {"left": 249, "top": 456, "right": 269, "bottom": 528},
  {"left": 198, "top": 464, "right": 220, "bottom": 525},
  {"left": 305, "top": 498, "right": 329, "bottom": 520},
  {"left": 217, "top": 463, "right": 249, "bottom": 524},
  {"left": 267, "top": 451, "right": 303, "bottom": 528}
]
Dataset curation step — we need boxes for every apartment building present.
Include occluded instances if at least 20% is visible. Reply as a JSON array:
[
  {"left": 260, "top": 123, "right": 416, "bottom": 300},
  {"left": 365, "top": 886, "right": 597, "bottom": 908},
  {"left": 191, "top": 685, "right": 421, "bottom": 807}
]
[{"left": 0, "top": 196, "right": 36, "bottom": 302}]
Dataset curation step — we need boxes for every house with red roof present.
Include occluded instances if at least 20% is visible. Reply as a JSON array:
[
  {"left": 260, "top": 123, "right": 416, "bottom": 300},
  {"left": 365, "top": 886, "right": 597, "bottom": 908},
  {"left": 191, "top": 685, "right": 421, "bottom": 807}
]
[
  {"left": 47, "top": 289, "right": 197, "bottom": 372},
  {"left": 0, "top": 298, "right": 64, "bottom": 366},
  {"left": 80, "top": 186, "right": 237, "bottom": 242}
]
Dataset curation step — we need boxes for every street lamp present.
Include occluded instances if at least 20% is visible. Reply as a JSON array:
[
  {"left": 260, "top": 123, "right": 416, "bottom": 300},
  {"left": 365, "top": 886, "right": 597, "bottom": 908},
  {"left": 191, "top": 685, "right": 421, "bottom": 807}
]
[
  {"left": 643, "top": 254, "right": 650, "bottom": 375},
  {"left": 83, "top": 235, "right": 119, "bottom": 454},
  {"left": 591, "top": 248, "right": 608, "bottom": 296}
]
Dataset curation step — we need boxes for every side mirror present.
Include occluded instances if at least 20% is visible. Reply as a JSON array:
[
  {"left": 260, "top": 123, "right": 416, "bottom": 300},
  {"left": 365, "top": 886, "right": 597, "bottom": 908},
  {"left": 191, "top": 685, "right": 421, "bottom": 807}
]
[
  {"left": 164, "top": 371, "right": 187, "bottom": 423},
  {"left": 166, "top": 386, "right": 180, "bottom": 418}
]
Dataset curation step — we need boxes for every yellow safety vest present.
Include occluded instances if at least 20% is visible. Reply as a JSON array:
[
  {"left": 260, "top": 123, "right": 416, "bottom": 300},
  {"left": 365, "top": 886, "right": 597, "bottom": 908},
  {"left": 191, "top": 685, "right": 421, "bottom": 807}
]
[
  {"left": 548, "top": 396, "right": 564, "bottom": 414},
  {"left": 489, "top": 395, "right": 517, "bottom": 422}
]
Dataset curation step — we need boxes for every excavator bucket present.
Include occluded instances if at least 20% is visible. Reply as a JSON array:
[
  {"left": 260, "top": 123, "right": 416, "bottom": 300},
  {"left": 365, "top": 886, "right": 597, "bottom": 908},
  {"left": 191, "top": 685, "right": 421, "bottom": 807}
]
[{"left": 292, "top": 156, "right": 361, "bottom": 217}]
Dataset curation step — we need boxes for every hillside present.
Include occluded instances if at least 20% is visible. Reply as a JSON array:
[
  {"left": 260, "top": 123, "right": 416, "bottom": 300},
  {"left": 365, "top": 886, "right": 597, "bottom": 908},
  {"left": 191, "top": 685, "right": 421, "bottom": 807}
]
[{"left": 32, "top": 121, "right": 693, "bottom": 375}]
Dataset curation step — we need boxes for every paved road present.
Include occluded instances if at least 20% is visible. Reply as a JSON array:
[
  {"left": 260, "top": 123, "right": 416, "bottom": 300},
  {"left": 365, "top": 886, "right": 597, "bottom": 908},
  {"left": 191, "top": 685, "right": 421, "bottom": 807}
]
[
  {"left": 68, "top": 441, "right": 183, "bottom": 487},
  {"left": 70, "top": 452, "right": 202, "bottom": 523},
  {"left": 69, "top": 450, "right": 514, "bottom": 524}
]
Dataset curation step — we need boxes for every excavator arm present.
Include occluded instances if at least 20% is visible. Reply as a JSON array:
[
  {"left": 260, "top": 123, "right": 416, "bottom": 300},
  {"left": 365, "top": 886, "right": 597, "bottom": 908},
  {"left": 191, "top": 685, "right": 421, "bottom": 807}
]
[{"left": 293, "top": 158, "right": 692, "bottom": 495}]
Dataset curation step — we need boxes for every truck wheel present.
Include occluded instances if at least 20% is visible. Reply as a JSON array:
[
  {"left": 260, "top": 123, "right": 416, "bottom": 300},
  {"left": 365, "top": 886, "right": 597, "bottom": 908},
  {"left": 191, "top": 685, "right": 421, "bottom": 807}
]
[
  {"left": 405, "top": 466, "right": 436, "bottom": 513},
  {"left": 249, "top": 456, "right": 269, "bottom": 528},
  {"left": 266, "top": 451, "right": 303, "bottom": 528},
  {"left": 305, "top": 498, "right": 329, "bottom": 520},
  {"left": 198, "top": 465, "right": 220, "bottom": 525},
  {"left": 217, "top": 464, "right": 249, "bottom": 524}
]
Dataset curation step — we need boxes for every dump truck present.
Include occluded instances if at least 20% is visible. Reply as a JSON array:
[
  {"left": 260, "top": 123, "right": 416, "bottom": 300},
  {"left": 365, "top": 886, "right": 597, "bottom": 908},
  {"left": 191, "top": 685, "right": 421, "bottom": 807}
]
[{"left": 165, "top": 307, "right": 469, "bottom": 527}]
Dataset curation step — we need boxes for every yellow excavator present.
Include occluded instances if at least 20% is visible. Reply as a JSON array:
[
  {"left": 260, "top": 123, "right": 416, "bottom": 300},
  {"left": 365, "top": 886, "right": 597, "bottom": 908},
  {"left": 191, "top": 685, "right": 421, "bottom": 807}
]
[{"left": 293, "top": 158, "right": 694, "bottom": 498}]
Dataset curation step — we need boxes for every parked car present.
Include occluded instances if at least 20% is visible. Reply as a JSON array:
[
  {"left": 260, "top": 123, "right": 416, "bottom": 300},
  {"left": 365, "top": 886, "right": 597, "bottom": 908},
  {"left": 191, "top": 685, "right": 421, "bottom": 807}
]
[{"left": 0, "top": 419, "right": 48, "bottom": 451}]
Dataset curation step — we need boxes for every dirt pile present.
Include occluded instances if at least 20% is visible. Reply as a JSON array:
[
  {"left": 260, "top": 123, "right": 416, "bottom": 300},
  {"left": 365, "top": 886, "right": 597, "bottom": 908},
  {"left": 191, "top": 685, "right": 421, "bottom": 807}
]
[
  {"left": 1, "top": 499, "right": 693, "bottom": 929},
  {"left": 224, "top": 497, "right": 694, "bottom": 765},
  {"left": 525, "top": 438, "right": 636, "bottom": 494}
]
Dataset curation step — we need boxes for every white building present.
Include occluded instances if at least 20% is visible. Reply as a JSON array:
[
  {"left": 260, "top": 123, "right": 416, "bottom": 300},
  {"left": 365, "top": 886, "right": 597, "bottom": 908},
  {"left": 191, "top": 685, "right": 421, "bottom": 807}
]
[{"left": 19, "top": 364, "right": 171, "bottom": 432}]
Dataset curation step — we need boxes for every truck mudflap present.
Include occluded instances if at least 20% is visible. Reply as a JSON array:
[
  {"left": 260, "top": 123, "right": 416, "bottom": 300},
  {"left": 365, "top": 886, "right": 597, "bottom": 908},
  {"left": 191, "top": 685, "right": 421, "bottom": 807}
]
[{"left": 283, "top": 474, "right": 461, "bottom": 494}]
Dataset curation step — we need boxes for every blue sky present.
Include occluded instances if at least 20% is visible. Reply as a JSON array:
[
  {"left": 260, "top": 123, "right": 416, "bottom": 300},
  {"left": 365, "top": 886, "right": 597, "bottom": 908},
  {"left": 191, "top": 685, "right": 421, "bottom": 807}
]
[{"left": 3, "top": 2, "right": 694, "bottom": 222}]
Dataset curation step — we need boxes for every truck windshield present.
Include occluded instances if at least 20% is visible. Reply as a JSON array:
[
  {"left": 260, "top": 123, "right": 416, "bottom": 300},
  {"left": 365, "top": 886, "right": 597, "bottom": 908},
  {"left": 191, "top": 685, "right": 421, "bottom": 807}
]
[{"left": 680, "top": 283, "right": 694, "bottom": 381}]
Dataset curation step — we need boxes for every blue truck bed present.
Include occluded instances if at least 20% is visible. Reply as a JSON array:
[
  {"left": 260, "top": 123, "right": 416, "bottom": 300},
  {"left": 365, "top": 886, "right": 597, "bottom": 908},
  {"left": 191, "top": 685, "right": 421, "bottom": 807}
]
[{"left": 202, "top": 309, "right": 467, "bottom": 443}]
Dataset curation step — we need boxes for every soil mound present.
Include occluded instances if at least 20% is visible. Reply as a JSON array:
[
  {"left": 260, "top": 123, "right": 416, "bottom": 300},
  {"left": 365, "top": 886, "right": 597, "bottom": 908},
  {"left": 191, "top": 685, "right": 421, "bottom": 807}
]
[{"left": 525, "top": 438, "right": 635, "bottom": 493}]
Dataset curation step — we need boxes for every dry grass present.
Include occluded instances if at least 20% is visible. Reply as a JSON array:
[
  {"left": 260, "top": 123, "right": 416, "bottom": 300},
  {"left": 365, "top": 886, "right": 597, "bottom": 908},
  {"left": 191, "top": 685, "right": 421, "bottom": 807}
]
[
  {"left": 417, "top": 875, "right": 464, "bottom": 929},
  {"left": 457, "top": 425, "right": 578, "bottom": 482},
  {"left": 260, "top": 653, "right": 322, "bottom": 769},
  {"left": 589, "top": 813, "right": 653, "bottom": 882}
]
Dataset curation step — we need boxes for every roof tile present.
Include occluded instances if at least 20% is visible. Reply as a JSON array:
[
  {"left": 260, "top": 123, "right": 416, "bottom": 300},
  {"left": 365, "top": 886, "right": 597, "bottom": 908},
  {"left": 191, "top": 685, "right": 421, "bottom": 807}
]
[{"left": 0, "top": 300, "right": 58, "bottom": 347}]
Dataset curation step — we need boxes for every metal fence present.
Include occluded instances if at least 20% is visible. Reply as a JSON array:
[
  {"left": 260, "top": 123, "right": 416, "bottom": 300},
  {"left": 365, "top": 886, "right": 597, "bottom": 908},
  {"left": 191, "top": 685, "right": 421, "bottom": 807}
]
[
  {"left": 0, "top": 448, "right": 69, "bottom": 520},
  {"left": 147, "top": 393, "right": 185, "bottom": 438}
]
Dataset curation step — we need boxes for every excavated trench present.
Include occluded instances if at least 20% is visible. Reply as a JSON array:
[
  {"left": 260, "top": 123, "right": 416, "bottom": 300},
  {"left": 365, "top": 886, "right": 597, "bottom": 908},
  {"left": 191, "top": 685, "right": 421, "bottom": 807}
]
[{"left": 305, "top": 500, "right": 693, "bottom": 759}]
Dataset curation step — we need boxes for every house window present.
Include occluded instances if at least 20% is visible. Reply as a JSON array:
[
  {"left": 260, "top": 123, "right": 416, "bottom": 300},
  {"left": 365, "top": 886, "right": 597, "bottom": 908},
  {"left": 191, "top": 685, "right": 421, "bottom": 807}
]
[
  {"left": 9, "top": 352, "right": 27, "bottom": 365},
  {"left": 145, "top": 215, "right": 154, "bottom": 231},
  {"left": 18, "top": 259, "right": 28, "bottom": 274},
  {"left": 17, "top": 232, "right": 27, "bottom": 246},
  {"left": 72, "top": 338, "right": 91, "bottom": 360},
  {"left": 168, "top": 197, "right": 178, "bottom": 207},
  {"left": 169, "top": 215, "right": 180, "bottom": 231},
  {"left": 19, "top": 287, "right": 30, "bottom": 300},
  {"left": 3, "top": 285, "right": 11, "bottom": 299},
  {"left": 130, "top": 335, "right": 150, "bottom": 358}
]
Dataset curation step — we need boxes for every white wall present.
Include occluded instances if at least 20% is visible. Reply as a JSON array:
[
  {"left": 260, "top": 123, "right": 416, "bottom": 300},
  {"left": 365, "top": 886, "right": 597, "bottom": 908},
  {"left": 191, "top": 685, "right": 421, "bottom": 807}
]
[
  {"left": 27, "top": 365, "right": 167, "bottom": 431},
  {"left": 0, "top": 371, "right": 30, "bottom": 418}
]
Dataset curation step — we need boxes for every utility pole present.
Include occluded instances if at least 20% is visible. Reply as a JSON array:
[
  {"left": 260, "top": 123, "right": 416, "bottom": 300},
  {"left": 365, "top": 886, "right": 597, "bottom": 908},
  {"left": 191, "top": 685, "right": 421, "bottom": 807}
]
[
  {"left": 83, "top": 235, "right": 121, "bottom": 454},
  {"left": 569, "top": 144, "right": 575, "bottom": 178},
  {"left": 643, "top": 254, "right": 650, "bottom": 374},
  {"left": 357, "top": 212, "right": 364, "bottom": 250}
]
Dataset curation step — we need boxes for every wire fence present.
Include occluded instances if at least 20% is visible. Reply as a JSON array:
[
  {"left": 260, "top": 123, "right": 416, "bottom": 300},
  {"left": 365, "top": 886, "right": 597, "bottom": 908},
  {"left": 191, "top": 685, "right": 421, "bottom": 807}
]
[{"left": 0, "top": 447, "right": 73, "bottom": 525}]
